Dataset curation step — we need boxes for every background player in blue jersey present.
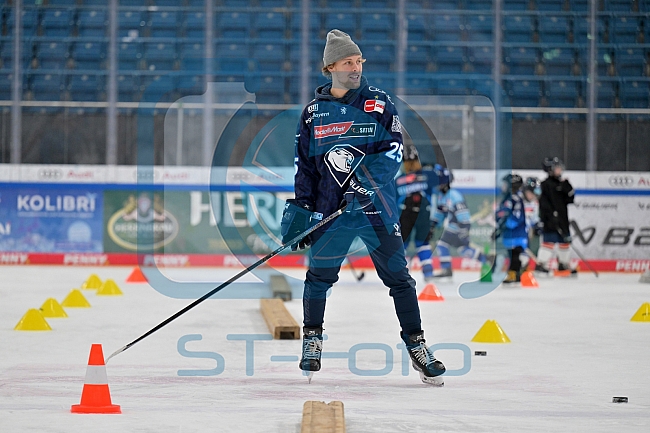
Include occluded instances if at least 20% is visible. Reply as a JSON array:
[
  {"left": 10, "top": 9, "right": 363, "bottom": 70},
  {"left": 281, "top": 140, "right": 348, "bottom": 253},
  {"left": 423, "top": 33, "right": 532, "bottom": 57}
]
[
  {"left": 430, "top": 164, "right": 488, "bottom": 279},
  {"left": 280, "top": 30, "right": 445, "bottom": 385},
  {"left": 494, "top": 174, "right": 529, "bottom": 284},
  {"left": 395, "top": 145, "right": 439, "bottom": 281},
  {"left": 521, "top": 176, "right": 542, "bottom": 271}
]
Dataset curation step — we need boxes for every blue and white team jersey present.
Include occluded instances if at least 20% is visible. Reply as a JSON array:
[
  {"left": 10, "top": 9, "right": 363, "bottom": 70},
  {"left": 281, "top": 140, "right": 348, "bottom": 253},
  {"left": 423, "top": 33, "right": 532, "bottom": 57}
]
[
  {"left": 524, "top": 199, "right": 539, "bottom": 232},
  {"left": 496, "top": 191, "right": 528, "bottom": 248},
  {"left": 293, "top": 76, "right": 404, "bottom": 231},
  {"left": 395, "top": 166, "right": 438, "bottom": 206},
  {"left": 431, "top": 189, "right": 472, "bottom": 236}
]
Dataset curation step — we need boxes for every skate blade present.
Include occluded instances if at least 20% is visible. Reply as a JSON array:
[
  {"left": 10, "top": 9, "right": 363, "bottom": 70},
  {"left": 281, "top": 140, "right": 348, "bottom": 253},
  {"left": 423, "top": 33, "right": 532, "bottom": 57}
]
[
  {"left": 432, "top": 276, "right": 453, "bottom": 284},
  {"left": 302, "top": 370, "right": 314, "bottom": 383},
  {"left": 419, "top": 371, "right": 444, "bottom": 387}
]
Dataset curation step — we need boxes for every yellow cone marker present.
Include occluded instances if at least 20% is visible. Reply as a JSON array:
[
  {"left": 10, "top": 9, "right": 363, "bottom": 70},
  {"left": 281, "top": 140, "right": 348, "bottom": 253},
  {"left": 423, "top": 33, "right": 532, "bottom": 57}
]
[
  {"left": 97, "top": 279, "right": 123, "bottom": 296},
  {"left": 471, "top": 319, "right": 511, "bottom": 343},
  {"left": 15, "top": 309, "right": 52, "bottom": 331},
  {"left": 81, "top": 274, "right": 102, "bottom": 290},
  {"left": 630, "top": 302, "right": 650, "bottom": 322},
  {"left": 61, "top": 289, "right": 91, "bottom": 308},
  {"left": 40, "top": 298, "right": 68, "bottom": 318}
]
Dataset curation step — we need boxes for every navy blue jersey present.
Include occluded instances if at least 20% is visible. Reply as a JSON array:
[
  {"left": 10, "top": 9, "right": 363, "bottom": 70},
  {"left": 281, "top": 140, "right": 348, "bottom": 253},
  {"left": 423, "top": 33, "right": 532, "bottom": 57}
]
[
  {"left": 395, "top": 166, "right": 438, "bottom": 208},
  {"left": 496, "top": 190, "right": 528, "bottom": 248},
  {"left": 293, "top": 76, "right": 404, "bottom": 231}
]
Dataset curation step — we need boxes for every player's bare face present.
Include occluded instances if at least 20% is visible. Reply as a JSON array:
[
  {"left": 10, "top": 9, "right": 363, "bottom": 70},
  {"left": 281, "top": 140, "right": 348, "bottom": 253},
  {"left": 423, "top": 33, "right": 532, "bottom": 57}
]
[{"left": 329, "top": 56, "right": 365, "bottom": 90}]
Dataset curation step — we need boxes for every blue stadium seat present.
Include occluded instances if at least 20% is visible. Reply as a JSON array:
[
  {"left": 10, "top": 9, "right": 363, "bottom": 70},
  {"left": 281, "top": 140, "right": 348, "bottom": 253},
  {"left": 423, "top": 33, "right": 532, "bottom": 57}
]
[
  {"left": 72, "top": 42, "right": 105, "bottom": 70},
  {"left": 6, "top": 9, "right": 39, "bottom": 36},
  {"left": 365, "top": 43, "right": 394, "bottom": 64},
  {"left": 617, "top": 47, "right": 645, "bottom": 76},
  {"left": 254, "top": 43, "right": 285, "bottom": 71},
  {"left": 465, "top": 0, "right": 493, "bottom": 11},
  {"left": 433, "top": 45, "right": 464, "bottom": 73},
  {"left": 361, "top": 13, "right": 393, "bottom": 41},
  {"left": 177, "top": 74, "right": 203, "bottom": 93},
  {"left": 502, "top": 15, "right": 534, "bottom": 42},
  {"left": 406, "top": 44, "right": 430, "bottom": 71},
  {"left": 465, "top": 13, "right": 493, "bottom": 41},
  {"left": 405, "top": 76, "right": 433, "bottom": 93},
  {"left": 119, "top": 0, "right": 149, "bottom": 5},
  {"left": 568, "top": 0, "right": 589, "bottom": 12},
  {"left": 117, "top": 74, "right": 138, "bottom": 101},
  {"left": 222, "top": 0, "right": 252, "bottom": 6},
  {"left": 255, "top": 12, "right": 286, "bottom": 39},
  {"left": 542, "top": 48, "right": 574, "bottom": 75},
  {"left": 607, "top": 0, "right": 634, "bottom": 12},
  {"left": 30, "top": 73, "right": 64, "bottom": 101},
  {"left": 407, "top": 14, "right": 426, "bottom": 41},
  {"left": 148, "top": 11, "right": 178, "bottom": 38},
  {"left": 180, "top": 42, "right": 204, "bottom": 71},
  {"left": 48, "top": 0, "right": 77, "bottom": 5},
  {"left": 507, "top": 80, "right": 541, "bottom": 106},
  {"left": 432, "top": 14, "right": 463, "bottom": 41},
  {"left": 37, "top": 41, "right": 69, "bottom": 70},
  {"left": 547, "top": 80, "right": 578, "bottom": 107},
  {"left": 503, "top": 0, "right": 528, "bottom": 10},
  {"left": 144, "top": 42, "right": 176, "bottom": 71},
  {"left": 620, "top": 80, "right": 649, "bottom": 108},
  {"left": 141, "top": 75, "right": 175, "bottom": 97},
  {"left": 612, "top": 16, "right": 640, "bottom": 43},
  {"left": 118, "top": 42, "right": 142, "bottom": 70},
  {"left": 504, "top": 47, "right": 537, "bottom": 75},
  {"left": 536, "top": 0, "right": 564, "bottom": 11},
  {"left": 216, "top": 42, "right": 251, "bottom": 60},
  {"left": 368, "top": 73, "right": 395, "bottom": 91},
  {"left": 68, "top": 73, "right": 102, "bottom": 101},
  {"left": 184, "top": 11, "right": 205, "bottom": 38},
  {"left": 468, "top": 46, "right": 494, "bottom": 74},
  {"left": 573, "top": 17, "right": 605, "bottom": 44},
  {"left": 78, "top": 9, "right": 107, "bottom": 37},
  {"left": 431, "top": 0, "right": 460, "bottom": 9},
  {"left": 41, "top": 9, "right": 73, "bottom": 37},
  {"left": 436, "top": 78, "right": 470, "bottom": 95},
  {"left": 258, "top": 0, "right": 289, "bottom": 6},
  {"left": 0, "top": 72, "right": 12, "bottom": 99},
  {"left": 255, "top": 74, "right": 285, "bottom": 103},
  {"left": 151, "top": 0, "right": 178, "bottom": 6},
  {"left": 218, "top": 12, "right": 251, "bottom": 39},
  {"left": 538, "top": 15, "right": 569, "bottom": 43},
  {"left": 325, "top": 0, "right": 353, "bottom": 10},
  {"left": 289, "top": 12, "right": 320, "bottom": 35},
  {"left": 325, "top": 12, "right": 356, "bottom": 35},
  {"left": 118, "top": 10, "right": 144, "bottom": 37}
]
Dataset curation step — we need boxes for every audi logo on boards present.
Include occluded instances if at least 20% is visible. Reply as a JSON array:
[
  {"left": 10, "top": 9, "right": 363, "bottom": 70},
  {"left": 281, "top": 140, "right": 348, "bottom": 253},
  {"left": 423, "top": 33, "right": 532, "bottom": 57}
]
[
  {"left": 609, "top": 175, "right": 634, "bottom": 187},
  {"left": 37, "top": 168, "right": 63, "bottom": 180}
]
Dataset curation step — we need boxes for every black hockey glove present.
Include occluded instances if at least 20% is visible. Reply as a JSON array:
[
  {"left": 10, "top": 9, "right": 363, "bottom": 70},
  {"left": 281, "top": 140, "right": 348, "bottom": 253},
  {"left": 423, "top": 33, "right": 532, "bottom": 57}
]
[
  {"left": 533, "top": 222, "right": 544, "bottom": 236},
  {"left": 281, "top": 199, "right": 313, "bottom": 251},
  {"left": 343, "top": 177, "right": 376, "bottom": 212}
]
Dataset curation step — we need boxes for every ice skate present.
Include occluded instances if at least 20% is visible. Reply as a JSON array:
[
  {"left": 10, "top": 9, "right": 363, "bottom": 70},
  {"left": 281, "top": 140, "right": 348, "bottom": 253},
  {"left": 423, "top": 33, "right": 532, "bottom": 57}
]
[
  {"left": 299, "top": 326, "right": 323, "bottom": 383},
  {"left": 422, "top": 263, "right": 435, "bottom": 282},
  {"left": 431, "top": 267, "right": 453, "bottom": 283},
  {"left": 402, "top": 331, "right": 446, "bottom": 386},
  {"left": 557, "top": 263, "right": 578, "bottom": 277},
  {"left": 534, "top": 263, "right": 551, "bottom": 277},
  {"left": 502, "top": 270, "right": 520, "bottom": 286}
]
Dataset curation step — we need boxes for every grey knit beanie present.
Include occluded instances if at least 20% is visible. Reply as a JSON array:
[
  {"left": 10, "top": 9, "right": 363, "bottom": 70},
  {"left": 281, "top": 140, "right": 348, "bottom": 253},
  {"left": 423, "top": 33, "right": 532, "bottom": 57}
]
[{"left": 322, "top": 29, "right": 362, "bottom": 78}]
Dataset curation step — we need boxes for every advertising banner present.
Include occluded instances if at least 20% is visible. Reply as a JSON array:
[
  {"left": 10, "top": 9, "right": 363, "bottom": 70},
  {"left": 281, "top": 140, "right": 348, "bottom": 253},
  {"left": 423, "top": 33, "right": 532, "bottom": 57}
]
[{"left": 0, "top": 187, "right": 103, "bottom": 252}]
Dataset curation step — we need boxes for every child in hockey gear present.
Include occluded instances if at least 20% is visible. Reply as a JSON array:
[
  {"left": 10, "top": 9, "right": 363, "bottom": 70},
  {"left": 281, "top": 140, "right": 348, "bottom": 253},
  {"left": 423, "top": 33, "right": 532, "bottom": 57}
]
[
  {"left": 521, "top": 177, "right": 542, "bottom": 270},
  {"left": 401, "top": 330, "right": 445, "bottom": 386},
  {"left": 286, "top": 29, "right": 445, "bottom": 385},
  {"left": 495, "top": 174, "right": 528, "bottom": 284},
  {"left": 430, "top": 164, "right": 489, "bottom": 279},
  {"left": 537, "top": 157, "right": 577, "bottom": 275},
  {"left": 395, "top": 145, "right": 439, "bottom": 281}
]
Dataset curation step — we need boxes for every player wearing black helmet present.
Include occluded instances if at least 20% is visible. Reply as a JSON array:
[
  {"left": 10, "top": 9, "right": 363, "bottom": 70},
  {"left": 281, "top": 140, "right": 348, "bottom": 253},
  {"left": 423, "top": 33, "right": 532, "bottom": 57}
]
[
  {"left": 494, "top": 174, "right": 528, "bottom": 284},
  {"left": 537, "top": 157, "right": 577, "bottom": 275}
]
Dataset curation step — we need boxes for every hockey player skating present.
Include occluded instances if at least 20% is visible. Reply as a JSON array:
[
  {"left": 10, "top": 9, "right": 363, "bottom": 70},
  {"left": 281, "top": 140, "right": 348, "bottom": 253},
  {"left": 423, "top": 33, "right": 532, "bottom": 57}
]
[
  {"left": 536, "top": 157, "right": 577, "bottom": 275},
  {"left": 429, "top": 164, "right": 489, "bottom": 279},
  {"left": 494, "top": 174, "right": 528, "bottom": 284},
  {"left": 281, "top": 30, "right": 445, "bottom": 385},
  {"left": 395, "top": 145, "right": 439, "bottom": 281},
  {"left": 521, "top": 176, "right": 542, "bottom": 271}
]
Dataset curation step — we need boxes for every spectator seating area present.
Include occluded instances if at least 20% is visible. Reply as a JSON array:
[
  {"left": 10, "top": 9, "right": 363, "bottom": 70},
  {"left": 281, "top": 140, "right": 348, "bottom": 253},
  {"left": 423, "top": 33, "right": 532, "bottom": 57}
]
[{"left": 0, "top": 0, "right": 649, "bottom": 109}]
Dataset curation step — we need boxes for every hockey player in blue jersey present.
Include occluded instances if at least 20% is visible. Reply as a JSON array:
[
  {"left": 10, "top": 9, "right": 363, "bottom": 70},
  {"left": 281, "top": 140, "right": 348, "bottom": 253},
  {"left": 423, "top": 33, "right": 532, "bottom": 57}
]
[
  {"left": 395, "top": 145, "right": 439, "bottom": 281},
  {"left": 280, "top": 30, "right": 445, "bottom": 385},
  {"left": 494, "top": 174, "right": 529, "bottom": 284},
  {"left": 430, "top": 164, "right": 488, "bottom": 279}
]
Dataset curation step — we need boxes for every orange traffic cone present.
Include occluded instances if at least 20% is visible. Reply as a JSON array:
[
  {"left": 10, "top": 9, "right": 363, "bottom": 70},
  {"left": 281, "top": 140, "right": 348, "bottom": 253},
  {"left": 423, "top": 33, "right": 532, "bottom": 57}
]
[
  {"left": 520, "top": 271, "right": 539, "bottom": 288},
  {"left": 126, "top": 267, "right": 147, "bottom": 283},
  {"left": 71, "top": 344, "right": 121, "bottom": 414},
  {"left": 418, "top": 283, "right": 445, "bottom": 301}
]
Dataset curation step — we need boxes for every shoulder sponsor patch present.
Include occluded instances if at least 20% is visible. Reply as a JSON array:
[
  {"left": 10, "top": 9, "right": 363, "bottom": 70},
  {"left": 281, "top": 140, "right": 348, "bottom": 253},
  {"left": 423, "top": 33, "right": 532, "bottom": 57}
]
[
  {"left": 313, "top": 122, "right": 376, "bottom": 139},
  {"left": 364, "top": 99, "right": 385, "bottom": 114},
  {"left": 307, "top": 103, "right": 318, "bottom": 113},
  {"left": 391, "top": 115, "right": 402, "bottom": 133}
]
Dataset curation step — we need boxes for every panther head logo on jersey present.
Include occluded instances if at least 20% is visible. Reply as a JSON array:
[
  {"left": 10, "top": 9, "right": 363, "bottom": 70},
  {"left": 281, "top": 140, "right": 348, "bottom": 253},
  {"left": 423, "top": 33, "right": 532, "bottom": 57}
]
[
  {"left": 327, "top": 148, "right": 354, "bottom": 173},
  {"left": 324, "top": 144, "right": 366, "bottom": 187}
]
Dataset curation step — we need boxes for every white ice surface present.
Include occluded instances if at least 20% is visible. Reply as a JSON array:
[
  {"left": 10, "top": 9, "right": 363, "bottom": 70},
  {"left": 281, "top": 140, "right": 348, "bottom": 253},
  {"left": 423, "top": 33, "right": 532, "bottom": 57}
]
[{"left": 1, "top": 265, "right": 649, "bottom": 432}]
